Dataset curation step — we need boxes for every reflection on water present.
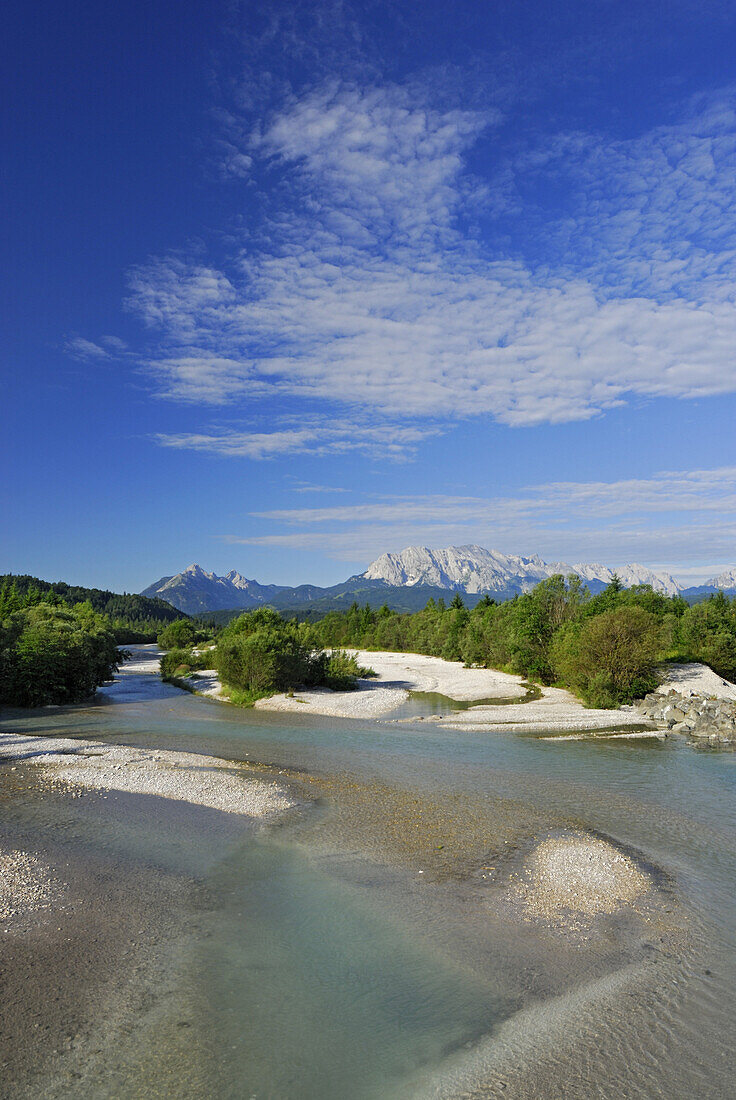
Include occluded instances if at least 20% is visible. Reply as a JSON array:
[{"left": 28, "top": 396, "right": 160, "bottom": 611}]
[
  {"left": 391, "top": 682, "right": 542, "bottom": 719},
  {"left": 2, "top": 652, "right": 736, "bottom": 1098}
]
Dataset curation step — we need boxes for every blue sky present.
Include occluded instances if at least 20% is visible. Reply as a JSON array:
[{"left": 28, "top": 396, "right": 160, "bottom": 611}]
[{"left": 3, "top": 0, "right": 736, "bottom": 591}]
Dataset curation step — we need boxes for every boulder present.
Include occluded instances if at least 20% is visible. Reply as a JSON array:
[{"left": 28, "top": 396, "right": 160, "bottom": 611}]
[{"left": 633, "top": 689, "right": 736, "bottom": 747}]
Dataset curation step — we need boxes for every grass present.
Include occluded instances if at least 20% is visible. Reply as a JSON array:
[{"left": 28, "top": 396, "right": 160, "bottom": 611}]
[
  {"left": 221, "top": 684, "right": 275, "bottom": 708},
  {"left": 162, "top": 674, "right": 196, "bottom": 694}
]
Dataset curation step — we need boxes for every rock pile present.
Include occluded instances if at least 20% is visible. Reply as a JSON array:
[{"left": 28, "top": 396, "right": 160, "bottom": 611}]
[{"left": 634, "top": 690, "right": 736, "bottom": 743}]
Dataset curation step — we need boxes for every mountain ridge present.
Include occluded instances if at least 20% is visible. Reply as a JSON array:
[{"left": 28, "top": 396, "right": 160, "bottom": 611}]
[
  {"left": 363, "top": 544, "right": 682, "bottom": 596},
  {"left": 141, "top": 547, "right": 736, "bottom": 615}
]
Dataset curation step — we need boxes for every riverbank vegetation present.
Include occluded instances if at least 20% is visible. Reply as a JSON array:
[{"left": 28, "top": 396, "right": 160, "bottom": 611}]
[
  {"left": 0, "top": 602, "right": 120, "bottom": 707},
  {"left": 156, "top": 619, "right": 218, "bottom": 684},
  {"left": 211, "top": 608, "right": 370, "bottom": 705},
  {"left": 163, "top": 582, "right": 736, "bottom": 709},
  {"left": 304, "top": 579, "right": 736, "bottom": 707}
]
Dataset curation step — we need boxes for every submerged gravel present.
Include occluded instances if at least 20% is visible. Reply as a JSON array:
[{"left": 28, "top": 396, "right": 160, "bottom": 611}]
[
  {"left": 0, "top": 734, "right": 296, "bottom": 819},
  {"left": 0, "top": 849, "right": 65, "bottom": 923}
]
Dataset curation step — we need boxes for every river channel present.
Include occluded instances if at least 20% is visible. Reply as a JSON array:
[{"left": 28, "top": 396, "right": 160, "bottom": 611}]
[{"left": 1, "top": 652, "right": 735, "bottom": 1098}]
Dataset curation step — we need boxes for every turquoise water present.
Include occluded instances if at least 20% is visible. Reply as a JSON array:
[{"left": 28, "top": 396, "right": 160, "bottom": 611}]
[{"left": 2, "top": 655, "right": 736, "bottom": 1097}]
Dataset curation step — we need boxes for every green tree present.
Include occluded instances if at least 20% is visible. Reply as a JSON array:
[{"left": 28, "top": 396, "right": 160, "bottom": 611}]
[
  {"left": 157, "top": 618, "right": 197, "bottom": 650},
  {"left": 678, "top": 594, "right": 736, "bottom": 678},
  {"left": 551, "top": 605, "right": 666, "bottom": 706},
  {"left": 508, "top": 575, "right": 589, "bottom": 682},
  {"left": 0, "top": 602, "right": 120, "bottom": 707}
]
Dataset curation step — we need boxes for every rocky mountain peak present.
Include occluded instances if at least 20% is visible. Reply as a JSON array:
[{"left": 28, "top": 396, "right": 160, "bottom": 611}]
[{"left": 361, "top": 545, "right": 683, "bottom": 597}]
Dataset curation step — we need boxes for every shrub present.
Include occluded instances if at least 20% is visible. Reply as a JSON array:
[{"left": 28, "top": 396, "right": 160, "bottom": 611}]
[
  {"left": 160, "top": 648, "right": 211, "bottom": 680},
  {"left": 322, "top": 650, "right": 367, "bottom": 690},
  {"left": 212, "top": 611, "right": 368, "bottom": 701},
  {"left": 215, "top": 609, "right": 320, "bottom": 697},
  {"left": 551, "top": 606, "right": 666, "bottom": 706}
]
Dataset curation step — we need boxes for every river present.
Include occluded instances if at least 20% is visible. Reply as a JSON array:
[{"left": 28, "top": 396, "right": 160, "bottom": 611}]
[{"left": 1, "top": 651, "right": 735, "bottom": 1098}]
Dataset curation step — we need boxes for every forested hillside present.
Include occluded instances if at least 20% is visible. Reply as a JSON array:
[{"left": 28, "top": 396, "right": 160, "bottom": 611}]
[{"left": 0, "top": 575, "right": 185, "bottom": 642}]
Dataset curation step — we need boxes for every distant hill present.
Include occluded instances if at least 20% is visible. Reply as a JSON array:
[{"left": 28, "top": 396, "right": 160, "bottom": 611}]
[
  {"left": 0, "top": 573, "right": 185, "bottom": 640},
  {"left": 201, "top": 584, "right": 491, "bottom": 626},
  {"left": 142, "top": 564, "right": 471, "bottom": 618},
  {"left": 141, "top": 545, "right": 730, "bottom": 617}
]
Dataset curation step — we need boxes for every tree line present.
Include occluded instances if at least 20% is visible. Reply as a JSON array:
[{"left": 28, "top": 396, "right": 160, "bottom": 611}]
[
  {"left": 304, "top": 577, "right": 736, "bottom": 707},
  {"left": 156, "top": 578, "right": 736, "bottom": 708}
]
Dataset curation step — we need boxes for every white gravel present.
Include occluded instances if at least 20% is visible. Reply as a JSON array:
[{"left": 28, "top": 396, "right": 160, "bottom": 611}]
[
  {"left": 656, "top": 661, "right": 736, "bottom": 700},
  {"left": 0, "top": 849, "right": 65, "bottom": 922},
  {"left": 255, "top": 651, "right": 655, "bottom": 731},
  {"left": 349, "top": 651, "right": 526, "bottom": 700},
  {"left": 0, "top": 733, "right": 295, "bottom": 820},
  {"left": 436, "top": 685, "right": 649, "bottom": 734},
  {"left": 180, "top": 669, "right": 226, "bottom": 698},
  {"left": 509, "top": 833, "right": 651, "bottom": 921},
  {"left": 256, "top": 683, "right": 412, "bottom": 719},
  {"left": 256, "top": 650, "right": 529, "bottom": 719}
]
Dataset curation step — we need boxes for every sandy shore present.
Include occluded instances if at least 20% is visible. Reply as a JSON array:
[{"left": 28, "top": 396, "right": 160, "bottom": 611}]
[
  {"left": 176, "top": 647, "right": 735, "bottom": 737},
  {"left": 255, "top": 650, "right": 652, "bottom": 732},
  {"left": 256, "top": 650, "right": 531, "bottom": 719},
  {"left": 432, "top": 684, "right": 651, "bottom": 734},
  {"left": 180, "top": 669, "right": 225, "bottom": 698},
  {"left": 0, "top": 732, "right": 295, "bottom": 820}
]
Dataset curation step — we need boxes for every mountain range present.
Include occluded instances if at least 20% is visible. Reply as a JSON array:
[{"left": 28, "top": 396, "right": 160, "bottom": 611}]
[{"left": 141, "top": 546, "right": 736, "bottom": 617}]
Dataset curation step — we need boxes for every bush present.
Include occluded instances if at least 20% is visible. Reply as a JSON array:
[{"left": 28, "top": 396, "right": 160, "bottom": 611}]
[
  {"left": 0, "top": 602, "right": 120, "bottom": 707},
  {"left": 212, "top": 611, "right": 367, "bottom": 702},
  {"left": 215, "top": 609, "right": 320, "bottom": 697},
  {"left": 160, "top": 647, "right": 211, "bottom": 680},
  {"left": 321, "top": 650, "right": 368, "bottom": 690},
  {"left": 551, "top": 606, "right": 666, "bottom": 706}
]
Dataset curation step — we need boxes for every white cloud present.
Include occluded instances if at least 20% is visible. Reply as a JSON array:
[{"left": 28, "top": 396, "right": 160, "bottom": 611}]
[
  {"left": 155, "top": 419, "right": 439, "bottom": 460},
  {"left": 66, "top": 337, "right": 110, "bottom": 359},
  {"left": 497, "top": 91, "right": 736, "bottom": 300},
  {"left": 225, "top": 467, "right": 736, "bottom": 571},
  {"left": 255, "top": 82, "right": 493, "bottom": 248},
  {"left": 124, "top": 82, "right": 736, "bottom": 430},
  {"left": 251, "top": 467, "right": 736, "bottom": 524},
  {"left": 133, "top": 251, "right": 736, "bottom": 423},
  {"left": 289, "top": 481, "right": 351, "bottom": 493}
]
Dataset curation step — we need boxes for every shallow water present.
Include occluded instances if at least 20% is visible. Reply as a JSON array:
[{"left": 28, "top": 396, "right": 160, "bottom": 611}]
[
  {"left": 391, "top": 682, "right": 542, "bottom": 718},
  {"left": 2, "top": 654, "right": 736, "bottom": 1098}
]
